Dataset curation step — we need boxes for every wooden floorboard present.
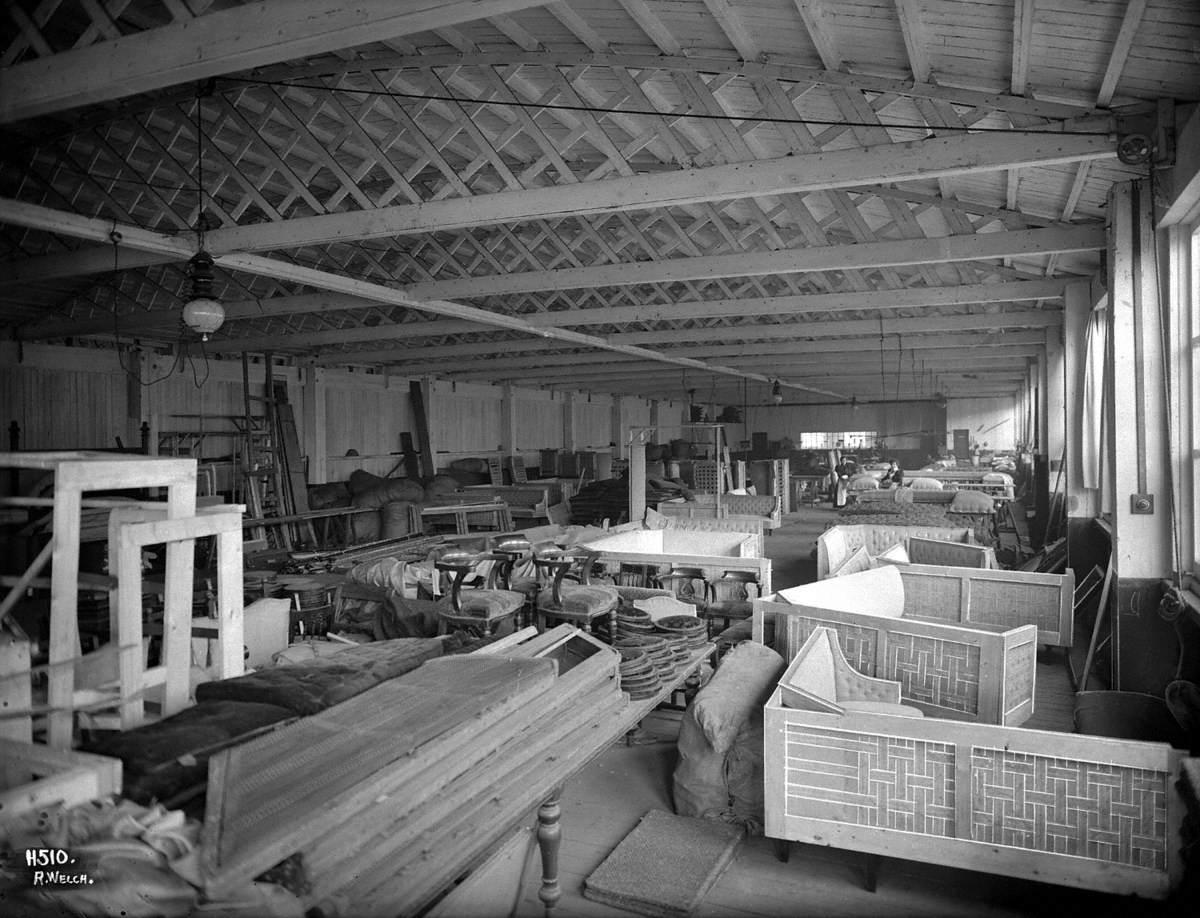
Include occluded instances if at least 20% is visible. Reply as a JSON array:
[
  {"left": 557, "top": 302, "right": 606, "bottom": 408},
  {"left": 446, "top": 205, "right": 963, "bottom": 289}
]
[
  {"left": 500, "top": 512, "right": 1161, "bottom": 917},
  {"left": 505, "top": 678, "right": 1174, "bottom": 918}
]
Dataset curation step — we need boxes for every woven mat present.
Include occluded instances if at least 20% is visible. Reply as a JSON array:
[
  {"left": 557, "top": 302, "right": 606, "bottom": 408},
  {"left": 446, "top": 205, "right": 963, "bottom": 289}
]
[{"left": 583, "top": 810, "right": 743, "bottom": 918}]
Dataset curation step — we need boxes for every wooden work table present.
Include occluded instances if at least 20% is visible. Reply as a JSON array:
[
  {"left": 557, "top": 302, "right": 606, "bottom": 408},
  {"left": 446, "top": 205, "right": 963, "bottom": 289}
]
[
  {"left": 529, "top": 643, "right": 711, "bottom": 914},
  {"left": 197, "top": 628, "right": 711, "bottom": 917}
]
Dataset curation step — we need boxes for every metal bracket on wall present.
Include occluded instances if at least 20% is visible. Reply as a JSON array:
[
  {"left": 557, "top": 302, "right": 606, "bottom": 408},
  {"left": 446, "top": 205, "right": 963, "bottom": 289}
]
[{"left": 1130, "top": 493, "right": 1155, "bottom": 514}]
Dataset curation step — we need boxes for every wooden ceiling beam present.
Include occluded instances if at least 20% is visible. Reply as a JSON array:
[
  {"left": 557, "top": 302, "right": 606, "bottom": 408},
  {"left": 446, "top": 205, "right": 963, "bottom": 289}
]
[
  {"left": 1011, "top": 0, "right": 1037, "bottom": 97},
  {"left": 893, "top": 0, "right": 932, "bottom": 84},
  {"left": 399, "top": 225, "right": 1101, "bottom": 300},
  {"left": 204, "top": 131, "right": 1115, "bottom": 254},
  {"left": 329, "top": 328, "right": 1050, "bottom": 368},
  {"left": 0, "top": 197, "right": 847, "bottom": 398},
  {"left": 264, "top": 50, "right": 1105, "bottom": 120},
  {"left": 1096, "top": 0, "right": 1149, "bottom": 107},
  {"left": 792, "top": 0, "right": 843, "bottom": 72},
  {"left": 444, "top": 348, "right": 1043, "bottom": 384},
  {"left": 5, "top": 132, "right": 1114, "bottom": 281},
  {"left": 0, "top": 0, "right": 553, "bottom": 123}
]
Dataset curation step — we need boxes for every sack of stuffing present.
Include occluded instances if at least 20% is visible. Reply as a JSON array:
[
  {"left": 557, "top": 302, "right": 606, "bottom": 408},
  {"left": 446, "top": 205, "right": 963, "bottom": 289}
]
[{"left": 673, "top": 642, "right": 784, "bottom": 829}]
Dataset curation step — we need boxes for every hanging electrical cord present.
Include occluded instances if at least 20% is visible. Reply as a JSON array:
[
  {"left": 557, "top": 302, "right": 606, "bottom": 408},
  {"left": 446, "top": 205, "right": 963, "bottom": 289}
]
[
  {"left": 216, "top": 75, "right": 1112, "bottom": 137},
  {"left": 110, "top": 227, "right": 184, "bottom": 387}
]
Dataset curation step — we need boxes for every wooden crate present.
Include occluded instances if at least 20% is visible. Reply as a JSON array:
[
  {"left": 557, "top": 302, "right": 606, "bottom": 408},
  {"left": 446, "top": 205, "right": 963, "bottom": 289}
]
[
  {"left": 754, "top": 599, "right": 1037, "bottom": 726},
  {"left": 764, "top": 698, "right": 1185, "bottom": 899},
  {"left": 0, "top": 741, "right": 121, "bottom": 830}
]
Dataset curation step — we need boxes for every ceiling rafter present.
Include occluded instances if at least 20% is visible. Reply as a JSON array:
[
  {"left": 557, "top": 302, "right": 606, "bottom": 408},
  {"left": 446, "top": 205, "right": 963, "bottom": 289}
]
[
  {"left": 0, "top": 196, "right": 851, "bottom": 398},
  {"left": 0, "top": 0, "right": 555, "bottom": 123}
]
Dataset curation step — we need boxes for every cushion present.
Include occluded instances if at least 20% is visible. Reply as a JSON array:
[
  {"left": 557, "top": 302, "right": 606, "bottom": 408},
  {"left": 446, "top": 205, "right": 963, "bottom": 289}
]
[
  {"left": 443, "top": 589, "right": 524, "bottom": 619},
  {"left": 538, "top": 583, "right": 618, "bottom": 616},
  {"left": 908, "top": 477, "right": 944, "bottom": 491},
  {"left": 950, "top": 489, "right": 994, "bottom": 513},
  {"left": 846, "top": 474, "right": 879, "bottom": 491},
  {"left": 196, "top": 638, "right": 445, "bottom": 715},
  {"left": 82, "top": 701, "right": 294, "bottom": 804},
  {"left": 829, "top": 544, "right": 871, "bottom": 578},
  {"left": 873, "top": 542, "right": 910, "bottom": 566}
]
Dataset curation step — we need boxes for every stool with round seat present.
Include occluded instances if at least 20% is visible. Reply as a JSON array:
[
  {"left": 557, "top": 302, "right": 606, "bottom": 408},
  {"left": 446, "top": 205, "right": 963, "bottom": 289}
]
[
  {"left": 532, "top": 548, "right": 620, "bottom": 640},
  {"left": 434, "top": 548, "right": 526, "bottom": 637}
]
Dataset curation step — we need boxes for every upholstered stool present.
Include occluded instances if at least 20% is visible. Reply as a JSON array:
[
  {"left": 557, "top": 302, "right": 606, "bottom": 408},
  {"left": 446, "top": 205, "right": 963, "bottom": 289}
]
[
  {"left": 434, "top": 549, "right": 525, "bottom": 637},
  {"left": 532, "top": 548, "right": 620, "bottom": 640}
]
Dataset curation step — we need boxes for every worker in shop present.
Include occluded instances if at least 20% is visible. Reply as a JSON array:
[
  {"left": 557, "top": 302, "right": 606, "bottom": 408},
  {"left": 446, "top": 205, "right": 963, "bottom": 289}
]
[{"left": 880, "top": 461, "right": 904, "bottom": 489}]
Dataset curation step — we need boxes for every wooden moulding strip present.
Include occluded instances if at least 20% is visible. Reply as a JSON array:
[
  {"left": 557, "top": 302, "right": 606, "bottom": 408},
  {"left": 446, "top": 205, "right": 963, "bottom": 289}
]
[
  {"left": 352, "top": 689, "right": 630, "bottom": 914},
  {"left": 301, "top": 657, "right": 622, "bottom": 906},
  {"left": 201, "top": 656, "right": 561, "bottom": 897}
]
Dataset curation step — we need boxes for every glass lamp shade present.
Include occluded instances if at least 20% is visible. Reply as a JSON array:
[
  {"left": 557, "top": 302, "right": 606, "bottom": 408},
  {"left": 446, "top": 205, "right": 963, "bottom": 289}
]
[{"left": 182, "top": 296, "right": 225, "bottom": 339}]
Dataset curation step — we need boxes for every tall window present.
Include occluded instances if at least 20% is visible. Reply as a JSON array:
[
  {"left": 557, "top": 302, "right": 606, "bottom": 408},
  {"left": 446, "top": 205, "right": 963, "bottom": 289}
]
[{"left": 1186, "top": 223, "right": 1200, "bottom": 578}]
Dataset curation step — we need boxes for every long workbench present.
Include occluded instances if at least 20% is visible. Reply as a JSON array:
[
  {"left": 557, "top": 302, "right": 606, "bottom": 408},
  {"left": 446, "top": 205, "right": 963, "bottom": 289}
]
[{"left": 197, "top": 628, "right": 710, "bottom": 916}]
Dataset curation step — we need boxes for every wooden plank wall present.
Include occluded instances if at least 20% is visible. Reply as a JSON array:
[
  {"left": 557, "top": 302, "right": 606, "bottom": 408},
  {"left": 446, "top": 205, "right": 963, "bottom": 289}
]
[
  {"left": 1, "top": 344, "right": 669, "bottom": 485},
  {"left": 0, "top": 343, "right": 127, "bottom": 450},
  {"left": 432, "top": 380, "right": 504, "bottom": 466},
  {"left": 322, "top": 370, "right": 414, "bottom": 481},
  {"left": 573, "top": 396, "right": 612, "bottom": 450},
  {"left": 514, "top": 390, "right": 563, "bottom": 464}
]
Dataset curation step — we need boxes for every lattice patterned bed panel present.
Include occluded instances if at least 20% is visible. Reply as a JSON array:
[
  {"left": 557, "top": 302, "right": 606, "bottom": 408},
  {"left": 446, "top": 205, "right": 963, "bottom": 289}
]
[
  {"left": 898, "top": 565, "right": 1074, "bottom": 647},
  {"left": 764, "top": 705, "right": 1185, "bottom": 899},
  {"left": 771, "top": 603, "right": 1036, "bottom": 726}
]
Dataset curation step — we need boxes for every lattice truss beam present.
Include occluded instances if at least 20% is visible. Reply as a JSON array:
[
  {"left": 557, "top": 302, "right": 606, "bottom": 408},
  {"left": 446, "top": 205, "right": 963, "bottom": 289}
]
[{"left": 0, "top": 18, "right": 1120, "bottom": 394}]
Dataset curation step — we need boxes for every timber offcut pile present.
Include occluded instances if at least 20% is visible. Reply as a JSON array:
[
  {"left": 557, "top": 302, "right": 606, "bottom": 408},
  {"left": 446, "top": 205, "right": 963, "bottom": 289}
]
[{"left": 199, "top": 627, "right": 625, "bottom": 916}]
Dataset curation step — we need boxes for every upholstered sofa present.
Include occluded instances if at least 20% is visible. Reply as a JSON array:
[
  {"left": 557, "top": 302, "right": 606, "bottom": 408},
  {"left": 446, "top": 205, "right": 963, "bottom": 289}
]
[
  {"left": 754, "top": 568, "right": 1038, "bottom": 726},
  {"left": 815, "top": 523, "right": 976, "bottom": 579},
  {"left": 778, "top": 562, "right": 1073, "bottom": 648}
]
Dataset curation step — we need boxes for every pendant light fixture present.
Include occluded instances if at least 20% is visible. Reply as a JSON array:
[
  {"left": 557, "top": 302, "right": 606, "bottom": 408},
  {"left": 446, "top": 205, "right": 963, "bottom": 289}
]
[
  {"left": 181, "top": 86, "right": 224, "bottom": 340},
  {"left": 771, "top": 379, "right": 783, "bottom": 404}
]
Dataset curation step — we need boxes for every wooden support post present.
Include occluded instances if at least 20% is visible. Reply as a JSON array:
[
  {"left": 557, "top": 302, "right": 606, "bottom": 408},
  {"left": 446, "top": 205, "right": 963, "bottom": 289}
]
[
  {"left": 628, "top": 429, "right": 647, "bottom": 525},
  {"left": 410, "top": 379, "right": 435, "bottom": 479},
  {"left": 1063, "top": 280, "right": 1099, "bottom": 518},
  {"left": 611, "top": 397, "right": 626, "bottom": 460},
  {"left": 0, "top": 630, "right": 32, "bottom": 743},
  {"left": 161, "top": 478, "right": 198, "bottom": 717},
  {"left": 1106, "top": 180, "right": 1175, "bottom": 691},
  {"left": 302, "top": 363, "right": 327, "bottom": 485},
  {"left": 501, "top": 385, "right": 517, "bottom": 470},
  {"left": 46, "top": 483, "right": 81, "bottom": 748},
  {"left": 562, "top": 392, "right": 578, "bottom": 453}
]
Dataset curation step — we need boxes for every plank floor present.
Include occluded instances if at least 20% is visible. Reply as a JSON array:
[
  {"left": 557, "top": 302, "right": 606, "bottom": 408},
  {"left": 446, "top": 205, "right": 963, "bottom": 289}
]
[
  {"left": 498, "top": 508, "right": 1177, "bottom": 918},
  {"left": 508, "top": 705, "right": 1174, "bottom": 918}
]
